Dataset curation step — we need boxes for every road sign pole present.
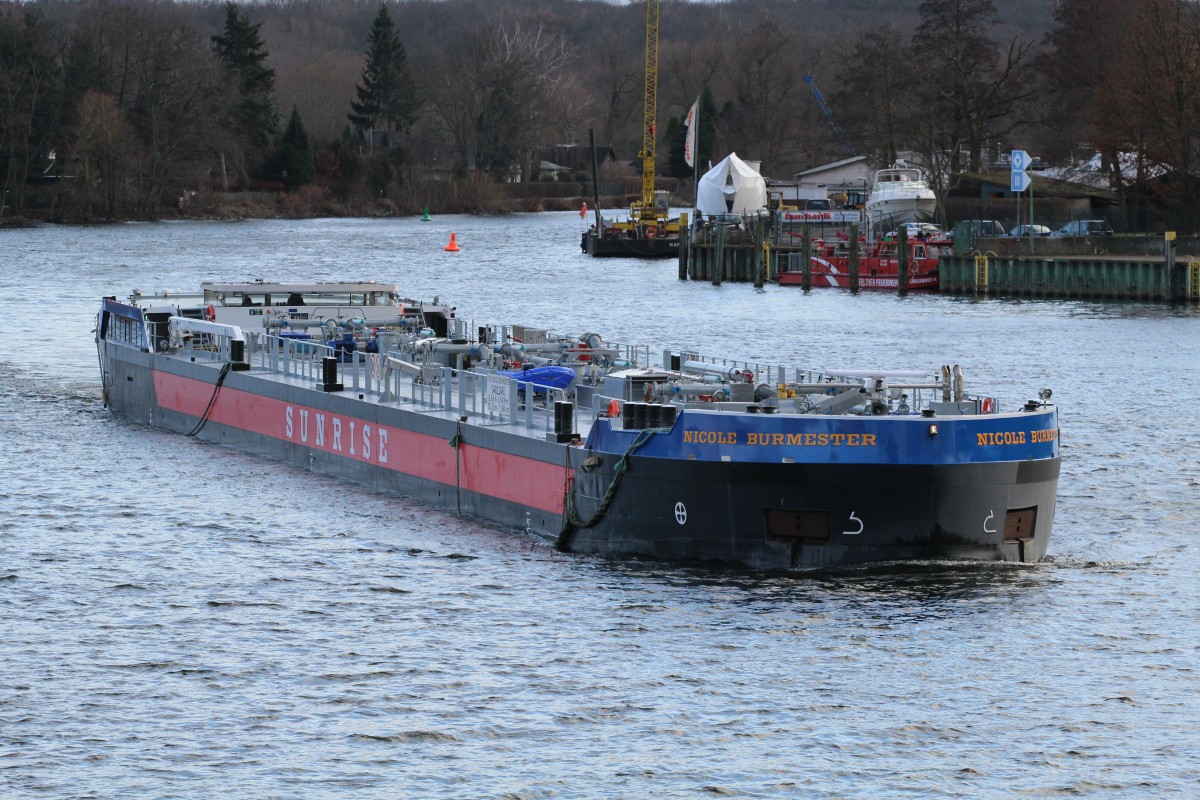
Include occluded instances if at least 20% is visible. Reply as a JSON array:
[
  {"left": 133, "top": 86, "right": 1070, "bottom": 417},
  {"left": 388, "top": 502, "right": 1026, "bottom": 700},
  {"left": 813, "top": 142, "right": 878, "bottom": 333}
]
[{"left": 1010, "top": 149, "right": 1033, "bottom": 231}]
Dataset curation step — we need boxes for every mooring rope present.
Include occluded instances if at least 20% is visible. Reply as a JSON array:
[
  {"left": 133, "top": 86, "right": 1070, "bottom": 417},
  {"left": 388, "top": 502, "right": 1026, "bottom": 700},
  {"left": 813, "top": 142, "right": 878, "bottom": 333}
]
[
  {"left": 186, "top": 362, "right": 232, "bottom": 437},
  {"left": 449, "top": 420, "right": 464, "bottom": 514},
  {"left": 556, "top": 428, "right": 662, "bottom": 552}
]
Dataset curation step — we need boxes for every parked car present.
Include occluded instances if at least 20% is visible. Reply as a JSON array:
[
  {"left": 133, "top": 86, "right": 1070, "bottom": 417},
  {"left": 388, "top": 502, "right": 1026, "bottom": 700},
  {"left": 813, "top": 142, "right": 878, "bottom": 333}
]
[
  {"left": 1008, "top": 224, "right": 1052, "bottom": 237},
  {"left": 960, "top": 219, "right": 1007, "bottom": 237},
  {"left": 804, "top": 198, "right": 831, "bottom": 210},
  {"left": 946, "top": 219, "right": 1006, "bottom": 243},
  {"left": 1052, "top": 219, "right": 1114, "bottom": 237},
  {"left": 885, "top": 222, "right": 944, "bottom": 240}
]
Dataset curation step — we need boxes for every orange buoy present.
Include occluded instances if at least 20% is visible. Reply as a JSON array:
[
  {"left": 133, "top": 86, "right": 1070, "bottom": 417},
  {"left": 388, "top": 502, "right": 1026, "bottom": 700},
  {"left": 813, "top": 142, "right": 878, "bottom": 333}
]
[
  {"left": 607, "top": 399, "right": 620, "bottom": 418},
  {"left": 444, "top": 232, "right": 460, "bottom": 252}
]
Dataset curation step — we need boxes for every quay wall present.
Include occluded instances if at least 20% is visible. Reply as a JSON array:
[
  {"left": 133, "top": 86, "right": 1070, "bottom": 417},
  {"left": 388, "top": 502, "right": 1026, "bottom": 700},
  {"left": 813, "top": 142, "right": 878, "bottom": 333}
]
[
  {"left": 679, "top": 221, "right": 1200, "bottom": 302},
  {"left": 939, "top": 253, "right": 1200, "bottom": 302}
]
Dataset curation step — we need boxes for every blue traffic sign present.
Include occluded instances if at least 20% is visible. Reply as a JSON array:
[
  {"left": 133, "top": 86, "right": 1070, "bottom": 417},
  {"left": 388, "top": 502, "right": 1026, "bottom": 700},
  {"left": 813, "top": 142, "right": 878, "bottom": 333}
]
[
  {"left": 1011, "top": 149, "right": 1032, "bottom": 173},
  {"left": 1011, "top": 170, "right": 1031, "bottom": 193}
]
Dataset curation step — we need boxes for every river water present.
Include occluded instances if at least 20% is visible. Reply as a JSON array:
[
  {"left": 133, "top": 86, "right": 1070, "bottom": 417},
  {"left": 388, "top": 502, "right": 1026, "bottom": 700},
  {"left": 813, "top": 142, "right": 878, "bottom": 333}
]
[{"left": 1, "top": 214, "right": 1197, "bottom": 798}]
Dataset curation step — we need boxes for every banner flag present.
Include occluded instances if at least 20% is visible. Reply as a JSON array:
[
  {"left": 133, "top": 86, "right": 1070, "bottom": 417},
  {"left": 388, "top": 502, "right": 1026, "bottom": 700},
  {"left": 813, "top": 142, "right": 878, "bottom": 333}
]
[{"left": 684, "top": 97, "right": 700, "bottom": 168}]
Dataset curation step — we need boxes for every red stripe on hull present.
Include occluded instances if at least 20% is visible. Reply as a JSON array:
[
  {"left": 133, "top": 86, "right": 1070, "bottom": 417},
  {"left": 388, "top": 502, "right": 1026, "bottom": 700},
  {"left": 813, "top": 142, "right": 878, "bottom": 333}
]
[
  {"left": 778, "top": 272, "right": 939, "bottom": 290},
  {"left": 152, "top": 370, "right": 567, "bottom": 514}
]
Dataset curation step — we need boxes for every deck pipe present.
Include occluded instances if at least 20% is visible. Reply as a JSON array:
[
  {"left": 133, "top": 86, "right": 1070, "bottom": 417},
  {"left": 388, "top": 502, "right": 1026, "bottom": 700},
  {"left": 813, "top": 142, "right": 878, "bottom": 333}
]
[{"left": 682, "top": 361, "right": 753, "bottom": 382}]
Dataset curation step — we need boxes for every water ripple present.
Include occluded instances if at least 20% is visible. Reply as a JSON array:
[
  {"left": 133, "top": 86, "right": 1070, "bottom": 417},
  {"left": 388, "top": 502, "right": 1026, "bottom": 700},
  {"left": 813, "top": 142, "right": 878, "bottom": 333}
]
[{"left": 0, "top": 216, "right": 1197, "bottom": 798}]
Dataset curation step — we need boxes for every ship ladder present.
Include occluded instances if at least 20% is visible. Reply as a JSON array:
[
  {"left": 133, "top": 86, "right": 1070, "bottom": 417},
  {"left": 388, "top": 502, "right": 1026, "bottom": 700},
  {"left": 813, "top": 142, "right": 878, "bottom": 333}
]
[
  {"left": 974, "top": 252, "right": 990, "bottom": 294},
  {"left": 1186, "top": 257, "right": 1200, "bottom": 302}
]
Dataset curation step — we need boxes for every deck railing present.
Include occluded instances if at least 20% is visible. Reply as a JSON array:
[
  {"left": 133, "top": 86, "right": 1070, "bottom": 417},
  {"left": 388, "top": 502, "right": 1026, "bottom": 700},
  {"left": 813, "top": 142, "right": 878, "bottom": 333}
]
[{"left": 244, "top": 333, "right": 583, "bottom": 436}]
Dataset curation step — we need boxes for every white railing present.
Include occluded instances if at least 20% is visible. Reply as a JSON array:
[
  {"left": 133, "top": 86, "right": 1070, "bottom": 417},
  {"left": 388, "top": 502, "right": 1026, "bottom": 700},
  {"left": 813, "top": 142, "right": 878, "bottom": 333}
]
[
  {"left": 243, "top": 335, "right": 578, "bottom": 435},
  {"left": 254, "top": 332, "right": 338, "bottom": 382},
  {"left": 172, "top": 318, "right": 244, "bottom": 363}
]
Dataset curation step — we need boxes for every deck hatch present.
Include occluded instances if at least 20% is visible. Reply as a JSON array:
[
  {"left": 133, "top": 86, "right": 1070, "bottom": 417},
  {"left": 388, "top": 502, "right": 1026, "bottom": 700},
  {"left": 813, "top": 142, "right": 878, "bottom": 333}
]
[
  {"left": 1004, "top": 506, "right": 1037, "bottom": 541},
  {"left": 765, "top": 509, "right": 830, "bottom": 541}
]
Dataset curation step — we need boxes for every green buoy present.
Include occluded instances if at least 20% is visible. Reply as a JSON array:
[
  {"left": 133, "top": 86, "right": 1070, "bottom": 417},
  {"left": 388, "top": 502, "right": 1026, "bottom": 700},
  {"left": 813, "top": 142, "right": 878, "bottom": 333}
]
[{"left": 421, "top": 207, "right": 430, "bottom": 222}]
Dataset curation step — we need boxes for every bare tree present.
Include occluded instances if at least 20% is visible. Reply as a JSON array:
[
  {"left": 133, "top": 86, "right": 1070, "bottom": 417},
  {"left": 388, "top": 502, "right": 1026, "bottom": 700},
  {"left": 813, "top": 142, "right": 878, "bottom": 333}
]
[
  {"left": 122, "top": 11, "right": 226, "bottom": 215},
  {"left": 1105, "top": 0, "right": 1200, "bottom": 221},
  {"left": 831, "top": 26, "right": 912, "bottom": 165},
  {"left": 66, "top": 90, "right": 133, "bottom": 217},
  {"left": 430, "top": 22, "right": 576, "bottom": 181},
  {"left": 915, "top": 0, "right": 1040, "bottom": 172},
  {"left": 721, "top": 15, "right": 808, "bottom": 174},
  {"left": 0, "top": 6, "right": 63, "bottom": 216},
  {"left": 1039, "top": 0, "right": 1126, "bottom": 166}
]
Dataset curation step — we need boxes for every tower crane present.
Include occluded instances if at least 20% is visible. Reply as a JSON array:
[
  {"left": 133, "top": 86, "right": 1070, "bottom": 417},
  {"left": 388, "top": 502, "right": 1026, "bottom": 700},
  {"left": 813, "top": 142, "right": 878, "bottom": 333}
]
[
  {"left": 633, "top": 0, "right": 663, "bottom": 225},
  {"left": 580, "top": 0, "right": 680, "bottom": 257}
]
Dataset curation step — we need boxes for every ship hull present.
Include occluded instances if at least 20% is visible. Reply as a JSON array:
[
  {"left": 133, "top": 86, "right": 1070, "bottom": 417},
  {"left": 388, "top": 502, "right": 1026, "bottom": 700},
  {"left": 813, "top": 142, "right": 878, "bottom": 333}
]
[
  {"left": 567, "top": 455, "right": 1056, "bottom": 568},
  {"left": 583, "top": 231, "right": 680, "bottom": 259},
  {"left": 778, "top": 268, "right": 939, "bottom": 291},
  {"left": 866, "top": 197, "right": 937, "bottom": 228},
  {"left": 100, "top": 342, "right": 1058, "bottom": 570}
]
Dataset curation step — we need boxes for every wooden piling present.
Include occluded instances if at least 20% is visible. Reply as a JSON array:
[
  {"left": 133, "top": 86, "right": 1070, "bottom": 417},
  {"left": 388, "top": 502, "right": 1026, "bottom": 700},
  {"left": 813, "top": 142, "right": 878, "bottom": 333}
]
[
  {"left": 678, "top": 212, "right": 689, "bottom": 281},
  {"left": 849, "top": 223, "right": 860, "bottom": 291},
  {"left": 898, "top": 228, "right": 909, "bottom": 295},
  {"left": 801, "top": 223, "right": 812, "bottom": 289},
  {"left": 1164, "top": 232, "right": 1175, "bottom": 302},
  {"left": 713, "top": 224, "right": 725, "bottom": 286},
  {"left": 753, "top": 217, "right": 765, "bottom": 288}
]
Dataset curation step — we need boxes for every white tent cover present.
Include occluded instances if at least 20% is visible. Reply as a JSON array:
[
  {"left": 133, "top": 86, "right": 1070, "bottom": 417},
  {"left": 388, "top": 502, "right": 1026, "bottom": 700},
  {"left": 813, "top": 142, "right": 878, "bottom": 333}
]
[{"left": 695, "top": 152, "right": 767, "bottom": 216}]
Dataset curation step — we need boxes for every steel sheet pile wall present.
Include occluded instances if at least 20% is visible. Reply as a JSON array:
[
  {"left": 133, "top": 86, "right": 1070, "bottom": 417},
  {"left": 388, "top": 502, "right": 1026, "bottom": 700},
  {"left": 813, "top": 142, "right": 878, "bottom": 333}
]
[{"left": 939, "top": 254, "right": 1197, "bottom": 302}]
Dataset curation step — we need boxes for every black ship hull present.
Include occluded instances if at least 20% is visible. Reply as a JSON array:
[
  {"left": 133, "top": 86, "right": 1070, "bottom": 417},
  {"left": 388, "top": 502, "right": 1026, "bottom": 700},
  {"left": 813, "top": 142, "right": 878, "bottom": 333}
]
[
  {"left": 565, "top": 453, "right": 1057, "bottom": 569},
  {"left": 583, "top": 231, "right": 680, "bottom": 259}
]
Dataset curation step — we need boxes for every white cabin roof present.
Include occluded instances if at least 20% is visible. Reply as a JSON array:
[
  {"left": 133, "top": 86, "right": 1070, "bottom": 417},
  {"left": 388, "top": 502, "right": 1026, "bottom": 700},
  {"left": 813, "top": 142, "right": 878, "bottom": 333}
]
[{"left": 201, "top": 281, "right": 399, "bottom": 294}]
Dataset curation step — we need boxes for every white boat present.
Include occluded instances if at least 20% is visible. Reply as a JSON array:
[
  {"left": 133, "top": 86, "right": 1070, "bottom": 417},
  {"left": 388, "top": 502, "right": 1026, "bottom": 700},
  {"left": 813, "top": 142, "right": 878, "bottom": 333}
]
[{"left": 865, "top": 163, "right": 937, "bottom": 231}]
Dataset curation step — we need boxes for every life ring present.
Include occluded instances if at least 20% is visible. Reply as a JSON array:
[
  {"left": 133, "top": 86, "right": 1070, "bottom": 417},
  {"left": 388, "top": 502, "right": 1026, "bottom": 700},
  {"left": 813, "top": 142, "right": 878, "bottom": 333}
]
[
  {"left": 645, "top": 226, "right": 657, "bottom": 239},
  {"left": 204, "top": 304, "right": 216, "bottom": 322},
  {"left": 981, "top": 397, "right": 994, "bottom": 413}
]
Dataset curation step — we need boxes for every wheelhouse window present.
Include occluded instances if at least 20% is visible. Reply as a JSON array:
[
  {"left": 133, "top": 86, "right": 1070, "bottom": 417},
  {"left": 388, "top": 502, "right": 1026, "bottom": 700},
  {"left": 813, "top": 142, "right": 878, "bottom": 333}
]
[{"left": 106, "top": 313, "right": 144, "bottom": 348}]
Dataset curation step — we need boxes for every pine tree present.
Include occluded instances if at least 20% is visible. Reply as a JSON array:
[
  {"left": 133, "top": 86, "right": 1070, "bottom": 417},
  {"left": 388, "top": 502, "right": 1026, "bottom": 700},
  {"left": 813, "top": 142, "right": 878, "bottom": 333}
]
[
  {"left": 664, "top": 115, "right": 687, "bottom": 179},
  {"left": 211, "top": 3, "right": 277, "bottom": 167},
  {"left": 348, "top": 5, "right": 418, "bottom": 140},
  {"left": 276, "top": 107, "right": 314, "bottom": 190}
]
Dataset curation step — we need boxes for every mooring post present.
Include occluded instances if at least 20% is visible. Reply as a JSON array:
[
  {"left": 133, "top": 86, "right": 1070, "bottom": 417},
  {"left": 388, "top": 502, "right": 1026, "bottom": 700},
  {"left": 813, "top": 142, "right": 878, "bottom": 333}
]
[
  {"left": 713, "top": 223, "right": 725, "bottom": 286},
  {"left": 1164, "top": 231, "right": 1176, "bottom": 302},
  {"left": 898, "top": 227, "right": 910, "bottom": 295},
  {"left": 801, "top": 223, "right": 812, "bottom": 289},
  {"left": 753, "top": 216, "right": 765, "bottom": 288},
  {"left": 849, "top": 223, "right": 860, "bottom": 291},
  {"left": 678, "top": 212, "right": 690, "bottom": 281}
]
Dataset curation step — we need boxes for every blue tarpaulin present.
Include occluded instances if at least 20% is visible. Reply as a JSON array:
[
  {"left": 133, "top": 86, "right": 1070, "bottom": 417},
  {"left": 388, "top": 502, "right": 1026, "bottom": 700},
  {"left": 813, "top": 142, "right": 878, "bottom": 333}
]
[{"left": 499, "top": 365, "right": 576, "bottom": 392}]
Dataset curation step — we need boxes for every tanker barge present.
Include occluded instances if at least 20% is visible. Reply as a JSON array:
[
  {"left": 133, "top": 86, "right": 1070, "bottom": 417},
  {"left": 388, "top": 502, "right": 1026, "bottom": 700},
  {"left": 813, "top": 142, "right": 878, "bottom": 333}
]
[{"left": 96, "top": 280, "right": 1060, "bottom": 569}]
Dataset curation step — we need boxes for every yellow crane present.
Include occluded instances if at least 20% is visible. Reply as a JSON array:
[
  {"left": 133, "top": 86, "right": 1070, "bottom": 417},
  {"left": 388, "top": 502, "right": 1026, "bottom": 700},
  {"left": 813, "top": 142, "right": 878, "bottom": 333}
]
[
  {"left": 581, "top": 0, "right": 680, "bottom": 257},
  {"left": 633, "top": 0, "right": 661, "bottom": 224}
]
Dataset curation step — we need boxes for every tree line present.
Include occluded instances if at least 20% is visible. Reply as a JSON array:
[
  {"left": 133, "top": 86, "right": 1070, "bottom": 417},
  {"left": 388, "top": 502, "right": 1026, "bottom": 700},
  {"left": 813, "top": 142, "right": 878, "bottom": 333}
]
[{"left": 1, "top": 0, "right": 1197, "bottom": 227}]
